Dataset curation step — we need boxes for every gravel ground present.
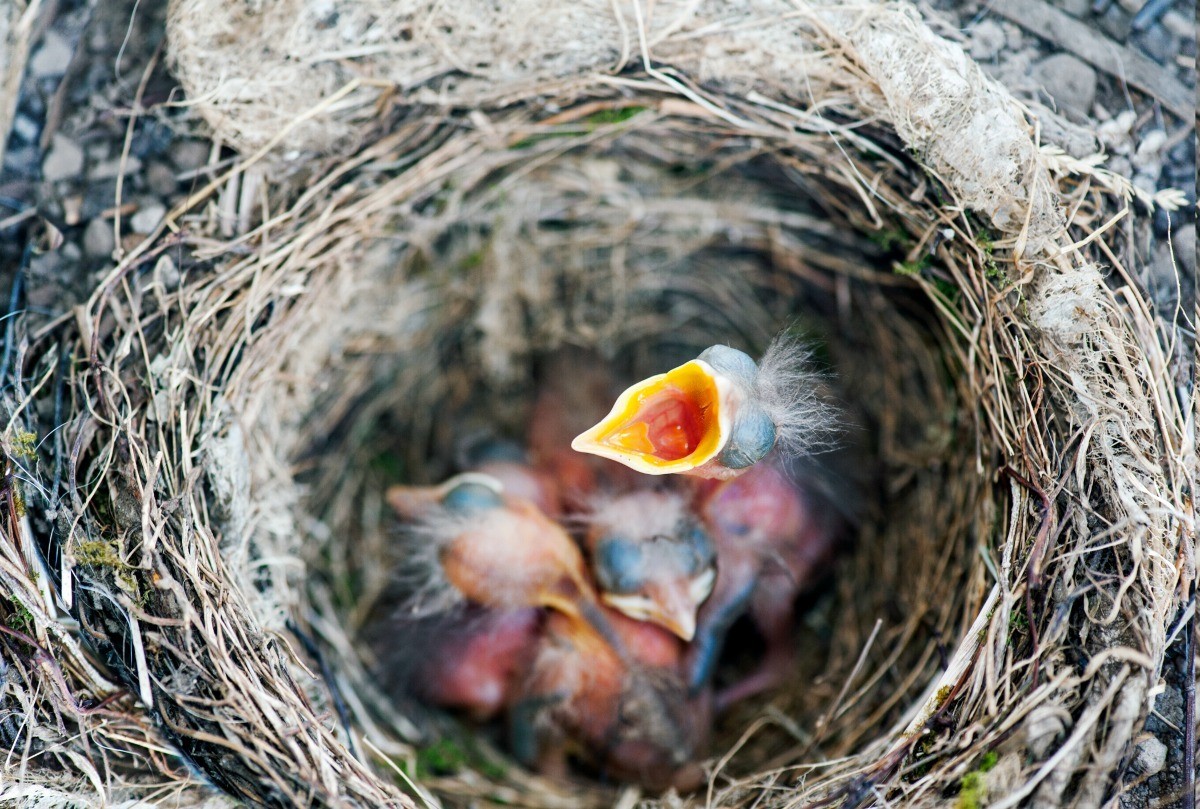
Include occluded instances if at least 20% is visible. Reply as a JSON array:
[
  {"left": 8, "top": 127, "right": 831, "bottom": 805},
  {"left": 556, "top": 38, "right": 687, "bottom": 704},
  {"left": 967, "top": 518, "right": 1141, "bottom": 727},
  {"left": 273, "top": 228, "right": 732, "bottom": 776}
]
[{"left": 0, "top": 0, "right": 1195, "bottom": 805}]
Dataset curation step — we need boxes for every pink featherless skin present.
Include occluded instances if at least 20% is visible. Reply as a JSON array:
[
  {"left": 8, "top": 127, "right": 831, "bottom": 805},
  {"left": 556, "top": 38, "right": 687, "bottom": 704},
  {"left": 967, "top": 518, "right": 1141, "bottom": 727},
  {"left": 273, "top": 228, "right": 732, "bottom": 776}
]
[{"left": 689, "top": 458, "right": 852, "bottom": 711}]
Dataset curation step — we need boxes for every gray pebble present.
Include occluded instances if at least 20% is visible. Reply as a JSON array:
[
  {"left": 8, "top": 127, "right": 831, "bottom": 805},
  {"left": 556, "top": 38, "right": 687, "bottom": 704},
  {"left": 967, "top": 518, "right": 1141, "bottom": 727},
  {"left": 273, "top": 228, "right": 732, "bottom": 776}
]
[
  {"left": 1131, "top": 172, "right": 1158, "bottom": 196},
  {"left": 969, "top": 20, "right": 1006, "bottom": 60},
  {"left": 42, "top": 133, "right": 84, "bottom": 182},
  {"left": 29, "top": 31, "right": 73, "bottom": 78},
  {"left": 3, "top": 146, "right": 41, "bottom": 179},
  {"left": 172, "top": 139, "right": 211, "bottom": 173},
  {"left": 1170, "top": 220, "right": 1195, "bottom": 274},
  {"left": 90, "top": 155, "right": 143, "bottom": 180},
  {"left": 81, "top": 178, "right": 119, "bottom": 220},
  {"left": 1162, "top": 10, "right": 1191, "bottom": 37},
  {"left": 1002, "top": 22, "right": 1024, "bottom": 51},
  {"left": 1057, "top": 0, "right": 1091, "bottom": 16},
  {"left": 1133, "top": 26, "right": 1175, "bottom": 65},
  {"left": 84, "top": 218, "right": 115, "bottom": 258},
  {"left": 1135, "top": 737, "right": 1167, "bottom": 775},
  {"left": 61, "top": 242, "right": 81, "bottom": 262},
  {"left": 130, "top": 201, "right": 166, "bottom": 234},
  {"left": 146, "top": 161, "right": 178, "bottom": 196},
  {"left": 85, "top": 140, "right": 111, "bottom": 162},
  {"left": 1034, "top": 54, "right": 1097, "bottom": 118},
  {"left": 1098, "top": 4, "right": 1132, "bottom": 42},
  {"left": 11, "top": 115, "right": 39, "bottom": 144}
]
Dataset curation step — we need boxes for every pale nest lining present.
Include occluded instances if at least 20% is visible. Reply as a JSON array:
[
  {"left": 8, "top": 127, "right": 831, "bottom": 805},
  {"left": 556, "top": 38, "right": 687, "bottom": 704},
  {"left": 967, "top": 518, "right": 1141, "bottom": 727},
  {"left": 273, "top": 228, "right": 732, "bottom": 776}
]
[{"left": 0, "top": 1, "right": 1191, "bottom": 807}]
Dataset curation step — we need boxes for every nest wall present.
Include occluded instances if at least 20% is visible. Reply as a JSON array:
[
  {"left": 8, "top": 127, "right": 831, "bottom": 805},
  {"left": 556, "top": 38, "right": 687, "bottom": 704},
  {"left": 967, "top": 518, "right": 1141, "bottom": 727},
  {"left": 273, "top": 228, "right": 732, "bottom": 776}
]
[{"left": 0, "top": 1, "right": 1191, "bottom": 808}]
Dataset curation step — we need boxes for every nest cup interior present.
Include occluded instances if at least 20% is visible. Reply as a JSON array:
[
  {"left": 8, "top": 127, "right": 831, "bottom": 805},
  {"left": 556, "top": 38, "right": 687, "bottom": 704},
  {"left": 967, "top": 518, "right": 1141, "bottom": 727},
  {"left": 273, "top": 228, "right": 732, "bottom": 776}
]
[{"left": 278, "top": 135, "right": 995, "bottom": 797}]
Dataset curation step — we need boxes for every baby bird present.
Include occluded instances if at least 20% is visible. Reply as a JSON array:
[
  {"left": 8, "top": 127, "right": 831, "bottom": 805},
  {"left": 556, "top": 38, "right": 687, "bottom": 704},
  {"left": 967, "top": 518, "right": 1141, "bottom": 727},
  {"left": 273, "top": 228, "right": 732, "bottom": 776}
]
[
  {"left": 371, "top": 473, "right": 608, "bottom": 719},
  {"left": 687, "top": 458, "right": 850, "bottom": 710},
  {"left": 572, "top": 335, "right": 835, "bottom": 480},
  {"left": 513, "top": 603, "right": 710, "bottom": 792},
  {"left": 582, "top": 489, "right": 716, "bottom": 642},
  {"left": 385, "top": 473, "right": 598, "bottom": 621}
]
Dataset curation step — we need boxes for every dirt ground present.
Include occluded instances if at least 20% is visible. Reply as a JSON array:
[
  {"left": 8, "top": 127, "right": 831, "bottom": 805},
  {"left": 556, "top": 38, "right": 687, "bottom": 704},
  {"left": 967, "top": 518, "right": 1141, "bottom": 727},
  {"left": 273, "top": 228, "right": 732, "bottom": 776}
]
[{"left": 0, "top": 0, "right": 1194, "bottom": 805}]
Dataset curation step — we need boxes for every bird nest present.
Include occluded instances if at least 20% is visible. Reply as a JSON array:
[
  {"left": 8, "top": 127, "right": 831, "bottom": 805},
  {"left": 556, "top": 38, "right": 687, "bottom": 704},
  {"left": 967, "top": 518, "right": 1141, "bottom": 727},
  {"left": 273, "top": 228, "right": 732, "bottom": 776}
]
[{"left": 1, "top": 1, "right": 1192, "bottom": 807}]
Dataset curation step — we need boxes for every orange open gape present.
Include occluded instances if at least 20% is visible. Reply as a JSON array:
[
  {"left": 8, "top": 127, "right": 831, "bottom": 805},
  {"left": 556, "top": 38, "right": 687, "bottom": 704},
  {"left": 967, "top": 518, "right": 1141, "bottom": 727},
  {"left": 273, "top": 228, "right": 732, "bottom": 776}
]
[{"left": 572, "top": 361, "right": 730, "bottom": 475}]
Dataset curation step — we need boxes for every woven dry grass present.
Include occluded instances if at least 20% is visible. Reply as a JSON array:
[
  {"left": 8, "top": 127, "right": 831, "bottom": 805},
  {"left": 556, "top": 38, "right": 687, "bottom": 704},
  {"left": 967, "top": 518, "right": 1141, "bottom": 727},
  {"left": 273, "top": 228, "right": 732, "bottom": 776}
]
[{"left": 0, "top": 1, "right": 1193, "bottom": 807}]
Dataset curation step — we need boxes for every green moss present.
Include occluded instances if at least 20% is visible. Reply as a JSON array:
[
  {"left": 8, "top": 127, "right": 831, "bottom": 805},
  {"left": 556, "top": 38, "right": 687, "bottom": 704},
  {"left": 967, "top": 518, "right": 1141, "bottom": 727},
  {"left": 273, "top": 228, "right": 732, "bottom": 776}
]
[
  {"left": 511, "top": 105, "right": 647, "bottom": 149},
  {"left": 10, "top": 430, "right": 37, "bottom": 460},
  {"left": 407, "top": 735, "right": 508, "bottom": 782},
  {"left": 5, "top": 597, "right": 33, "bottom": 633},
  {"left": 415, "top": 738, "right": 469, "bottom": 776},
  {"left": 1008, "top": 607, "right": 1029, "bottom": 645},
  {"left": 73, "top": 539, "right": 124, "bottom": 568},
  {"left": 957, "top": 770, "right": 986, "bottom": 809},
  {"left": 870, "top": 228, "right": 910, "bottom": 251},
  {"left": 894, "top": 255, "right": 931, "bottom": 276},
  {"left": 582, "top": 105, "right": 646, "bottom": 125},
  {"left": 73, "top": 538, "right": 145, "bottom": 604},
  {"left": 956, "top": 752, "right": 998, "bottom": 809},
  {"left": 458, "top": 249, "right": 485, "bottom": 271}
]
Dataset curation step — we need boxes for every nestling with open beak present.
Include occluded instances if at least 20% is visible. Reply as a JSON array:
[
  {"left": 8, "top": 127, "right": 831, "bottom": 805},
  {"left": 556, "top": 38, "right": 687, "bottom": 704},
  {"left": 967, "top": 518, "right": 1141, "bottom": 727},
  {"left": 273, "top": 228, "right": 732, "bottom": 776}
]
[
  {"left": 687, "top": 457, "right": 853, "bottom": 711},
  {"left": 513, "top": 603, "right": 710, "bottom": 792},
  {"left": 369, "top": 473, "right": 609, "bottom": 719},
  {"left": 571, "top": 335, "right": 836, "bottom": 480},
  {"left": 582, "top": 489, "right": 717, "bottom": 642}
]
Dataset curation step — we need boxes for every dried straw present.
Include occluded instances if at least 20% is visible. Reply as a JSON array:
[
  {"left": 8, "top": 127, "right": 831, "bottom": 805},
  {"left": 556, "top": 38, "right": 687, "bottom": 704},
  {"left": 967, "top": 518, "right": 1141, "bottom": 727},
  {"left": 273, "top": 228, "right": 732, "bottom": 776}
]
[{"left": 1, "top": 1, "right": 1191, "bottom": 807}]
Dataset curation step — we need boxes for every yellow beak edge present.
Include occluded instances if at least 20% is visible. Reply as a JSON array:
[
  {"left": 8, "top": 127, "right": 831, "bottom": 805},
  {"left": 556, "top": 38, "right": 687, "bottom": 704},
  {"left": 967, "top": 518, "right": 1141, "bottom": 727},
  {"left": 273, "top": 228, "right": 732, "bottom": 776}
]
[{"left": 570, "top": 359, "right": 739, "bottom": 478}]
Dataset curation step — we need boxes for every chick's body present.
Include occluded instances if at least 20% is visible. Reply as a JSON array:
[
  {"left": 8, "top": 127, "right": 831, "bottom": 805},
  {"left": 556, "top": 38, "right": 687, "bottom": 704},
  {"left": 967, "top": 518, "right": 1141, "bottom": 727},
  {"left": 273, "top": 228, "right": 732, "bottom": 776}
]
[
  {"left": 690, "top": 460, "right": 846, "bottom": 708},
  {"left": 371, "top": 475, "right": 602, "bottom": 720},
  {"left": 517, "top": 605, "right": 709, "bottom": 792}
]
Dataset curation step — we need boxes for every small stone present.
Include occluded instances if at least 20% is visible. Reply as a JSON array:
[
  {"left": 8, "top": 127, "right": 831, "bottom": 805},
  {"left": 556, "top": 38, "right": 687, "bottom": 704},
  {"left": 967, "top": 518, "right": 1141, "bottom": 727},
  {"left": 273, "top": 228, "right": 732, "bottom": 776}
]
[
  {"left": 11, "top": 114, "right": 39, "bottom": 144},
  {"left": 81, "top": 178, "right": 119, "bottom": 220},
  {"left": 1132, "top": 172, "right": 1158, "bottom": 196},
  {"left": 120, "top": 232, "right": 146, "bottom": 254},
  {"left": 1057, "top": 0, "right": 1091, "bottom": 15},
  {"left": 1034, "top": 54, "right": 1097, "bottom": 118},
  {"left": 1171, "top": 219, "right": 1195, "bottom": 274},
  {"left": 84, "top": 218, "right": 115, "bottom": 258},
  {"left": 1135, "top": 737, "right": 1167, "bottom": 775},
  {"left": 42, "top": 134, "right": 84, "bottom": 182},
  {"left": 62, "top": 195, "right": 83, "bottom": 226},
  {"left": 1002, "top": 22, "right": 1023, "bottom": 51},
  {"left": 131, "top": 120, "right": 173, "bottom": 160},
  {"left": 1098, "top": 4, "right": 1132, "bottom": 42},
  {"left": 172, "top": 139, "right": 212, "bottom": 173},
  {"left": 61, "top": 242, "right": 81, "bottom": 262},
  {"left": 90, "top": 155, "right": 143, "bottom": 180},
  {"left": 1162, "top": 11, "right": 1191, "bottom": 37},
  {"left": 968, "top": 20, "right": 1006, "bottom": 61},
  {"left": 146, "top": 161, "right": 177, "bottom": 196},
  {"left": 130, "top": 201, "right": 166, "bottom": 234},
  {"left": 3, "top": 146, "right": 41, "bottom": 180},
  {"left": 85, "top": 140, "right": 111, "bottom": 162},
  {"left": 1133, "top": 25, "right": 1175, "bottom": 65},
  {"left": 29, "top": 31, "right": 73, "bottom": 78}
]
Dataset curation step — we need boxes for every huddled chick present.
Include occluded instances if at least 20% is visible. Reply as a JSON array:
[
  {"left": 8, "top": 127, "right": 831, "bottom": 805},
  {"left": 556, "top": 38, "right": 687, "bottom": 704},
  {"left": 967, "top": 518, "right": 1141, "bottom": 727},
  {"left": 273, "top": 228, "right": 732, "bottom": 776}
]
[{"left": 366, "top": 337, "right": 853, "bottom": 790}]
